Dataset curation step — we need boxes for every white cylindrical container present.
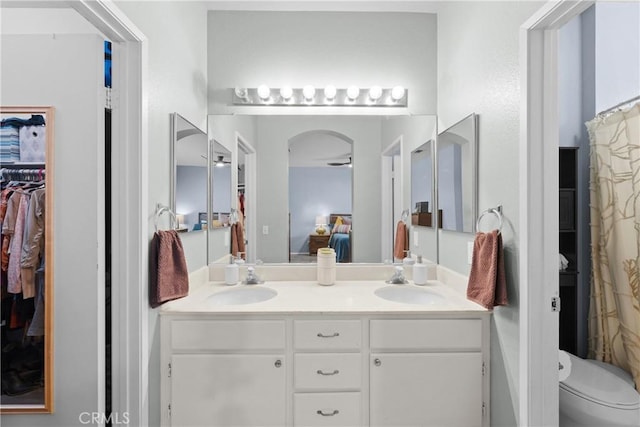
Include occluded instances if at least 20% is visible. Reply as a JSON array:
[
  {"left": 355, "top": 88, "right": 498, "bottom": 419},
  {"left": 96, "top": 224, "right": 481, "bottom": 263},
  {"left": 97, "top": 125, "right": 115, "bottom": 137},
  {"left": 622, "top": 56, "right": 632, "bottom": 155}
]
[
  {"left": 225, "top": 258, "right": 239, "bottom": 285},
  {"left": 413, "top": 255, "right": 428, "bottom": 285},
  {"left": 317, "top": 248, "right": 336, "bottom": 285}
]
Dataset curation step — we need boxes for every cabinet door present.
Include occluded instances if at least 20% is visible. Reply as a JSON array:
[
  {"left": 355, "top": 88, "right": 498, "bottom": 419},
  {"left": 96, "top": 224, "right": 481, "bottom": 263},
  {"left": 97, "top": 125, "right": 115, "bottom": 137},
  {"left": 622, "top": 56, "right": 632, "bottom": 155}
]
[
  {"left": 370, "top": 353, "right": 483, "bottom": 427},
  {"left": 171, "top": 354, "right": 286, "bottom": 427}
]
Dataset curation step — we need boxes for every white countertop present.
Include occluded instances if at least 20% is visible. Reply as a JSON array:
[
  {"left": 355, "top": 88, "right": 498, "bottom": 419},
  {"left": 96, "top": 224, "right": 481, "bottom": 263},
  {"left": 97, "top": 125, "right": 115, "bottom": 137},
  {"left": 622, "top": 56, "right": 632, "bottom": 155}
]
[{"left": 160, "top": 279, "right": 489, "bottom": 315}]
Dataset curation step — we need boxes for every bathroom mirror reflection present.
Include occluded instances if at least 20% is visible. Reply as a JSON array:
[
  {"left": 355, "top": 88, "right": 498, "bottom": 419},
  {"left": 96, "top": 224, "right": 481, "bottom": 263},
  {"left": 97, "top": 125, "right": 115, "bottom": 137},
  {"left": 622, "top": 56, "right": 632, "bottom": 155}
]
[
  {"left": 411, "top": 140, "right": 435, "bottom": 228},
  {"left": 437, "top": 113, "right": 478, "bottom": 233},
  {"left": 171, "top": 113, "right": 208, "bottom": 233},
  {"left": 210, "top": 141, "right": 232, "bottom": 229},
  {"left": 0, "top": 106, "right": 54, "bottom": 413},
  {"left": 208, "top": 114, "right": 437, "bottom": 265}
]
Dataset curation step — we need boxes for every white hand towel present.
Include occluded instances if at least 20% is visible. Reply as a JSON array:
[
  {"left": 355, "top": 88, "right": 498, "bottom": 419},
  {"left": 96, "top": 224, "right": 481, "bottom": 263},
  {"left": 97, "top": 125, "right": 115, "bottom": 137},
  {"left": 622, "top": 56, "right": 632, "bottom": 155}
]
[{"left": 559, "top": 253, "right": 569, "bottom": 271}]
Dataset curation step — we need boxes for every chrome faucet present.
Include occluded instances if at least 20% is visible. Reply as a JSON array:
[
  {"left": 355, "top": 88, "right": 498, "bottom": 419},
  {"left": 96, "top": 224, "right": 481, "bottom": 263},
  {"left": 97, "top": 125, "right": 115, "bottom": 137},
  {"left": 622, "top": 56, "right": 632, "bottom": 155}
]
[
  {"left": 386, "top": 265, "right": 408, "bottom": 284},
  {"left": 243, "top": 266, "right": 263, "bottom": 285}
]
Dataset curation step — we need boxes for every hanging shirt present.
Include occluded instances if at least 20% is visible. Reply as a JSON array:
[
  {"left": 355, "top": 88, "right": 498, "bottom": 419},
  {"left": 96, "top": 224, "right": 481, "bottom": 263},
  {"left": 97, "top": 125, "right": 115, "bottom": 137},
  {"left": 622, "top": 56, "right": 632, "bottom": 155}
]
[
  {"left": 7, "top": 192, "right": 28, "bottom": 294},
  {"left": 1, "top": 190, "right": 20, "bottom": 272},
  {"left": 21, "top": 188, "right": 45, "bottom": 298}
]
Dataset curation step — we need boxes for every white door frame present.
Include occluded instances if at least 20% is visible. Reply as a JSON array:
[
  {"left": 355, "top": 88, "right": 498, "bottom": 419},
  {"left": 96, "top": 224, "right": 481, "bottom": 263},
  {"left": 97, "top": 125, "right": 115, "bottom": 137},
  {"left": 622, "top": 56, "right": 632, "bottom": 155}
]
[
  {"left": 71, "top": 2, "right": 149, "bottom": 425},
  {"left": 381, "top": 136, "right": 403, "bottom": 262},
  {"left": 519, "top": 1, "right": 593, "bottom": 425},
  {"left": 236, "top": 132, "right": 257, "bottom": 263}
]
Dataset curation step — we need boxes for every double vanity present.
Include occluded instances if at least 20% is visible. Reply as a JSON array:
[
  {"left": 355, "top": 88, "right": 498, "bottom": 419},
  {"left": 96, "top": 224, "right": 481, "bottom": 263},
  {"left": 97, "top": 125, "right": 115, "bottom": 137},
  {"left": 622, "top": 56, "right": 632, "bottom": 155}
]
[{"left": 160, "top": 264, "right": 490, "bottom": 427}]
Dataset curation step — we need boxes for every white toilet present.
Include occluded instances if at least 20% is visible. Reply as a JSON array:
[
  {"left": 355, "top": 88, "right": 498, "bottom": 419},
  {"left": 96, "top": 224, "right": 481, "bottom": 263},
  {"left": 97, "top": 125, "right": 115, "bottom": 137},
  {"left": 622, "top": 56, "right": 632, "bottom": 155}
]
[{"left": 559, "top": 350, "right": 640, "bottom": 426}]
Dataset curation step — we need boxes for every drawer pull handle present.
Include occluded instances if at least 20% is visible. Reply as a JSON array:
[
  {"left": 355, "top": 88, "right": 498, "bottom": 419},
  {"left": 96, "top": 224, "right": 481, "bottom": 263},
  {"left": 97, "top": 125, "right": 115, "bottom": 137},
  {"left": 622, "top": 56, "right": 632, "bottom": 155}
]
[
  {"left": 316, "top": 369, "right": 339, "bottom": 376},
  {"left": 316, "top": 410, "right": 339, "bottom": 417},
  {"left": 274, "top": 360, "right": 282, "bottom": 368},
  {"left": 317, "top": 332, "right": 340, "bottom": 338},
  {"left": 374, "top": 358, "right": 381, "bottom": 367}
]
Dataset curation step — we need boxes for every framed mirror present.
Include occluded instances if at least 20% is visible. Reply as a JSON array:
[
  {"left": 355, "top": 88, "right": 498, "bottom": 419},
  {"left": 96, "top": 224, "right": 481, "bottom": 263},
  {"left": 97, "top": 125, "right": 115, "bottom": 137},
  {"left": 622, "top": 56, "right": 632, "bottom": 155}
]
[
  {"left": 0, "top": 106, "right": 54, "bottom": 413},
  {"left": 171, "top": 113, "right": 208, "bottom": 233},
  {"left": 437, "top": 113, "right": 478, "bottom": 233},
  {"left": 411, "top": 139, "right": 436, "bottom": 228}
]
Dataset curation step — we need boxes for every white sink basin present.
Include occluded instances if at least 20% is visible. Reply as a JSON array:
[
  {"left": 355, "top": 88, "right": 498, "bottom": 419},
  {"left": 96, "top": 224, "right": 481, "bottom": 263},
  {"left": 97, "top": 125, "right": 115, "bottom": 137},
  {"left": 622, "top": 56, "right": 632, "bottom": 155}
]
[
  {"left": 374, "top": 286, "right": 446, "bottom": 305},
  {"left": 207, "top": 287, "right": 277, "bottom": 306}
]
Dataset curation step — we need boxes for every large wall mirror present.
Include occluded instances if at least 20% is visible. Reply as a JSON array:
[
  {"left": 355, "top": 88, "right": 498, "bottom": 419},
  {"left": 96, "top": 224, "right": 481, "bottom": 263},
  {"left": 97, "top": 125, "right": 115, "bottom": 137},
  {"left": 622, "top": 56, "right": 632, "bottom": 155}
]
[
  {"left": 208, "top": 114, "right": 437, "bottom": 265},
  {"left": 0, "top": 106, "right": 54, "bottom": 413},
  {"left": 437, "top": 113, "right": 478, "bottom": 233},
  {"left": 171, "top": 113, "right": 208, "bottom": 233}
]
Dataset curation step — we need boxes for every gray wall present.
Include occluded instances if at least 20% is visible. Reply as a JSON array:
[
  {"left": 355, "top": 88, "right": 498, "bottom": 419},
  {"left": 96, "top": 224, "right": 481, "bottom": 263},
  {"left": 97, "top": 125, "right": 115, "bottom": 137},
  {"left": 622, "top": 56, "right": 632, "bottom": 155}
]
[
  {"left": 207, "top": 11, "right": 437, "bottom": 115},
  {"left": 435, "top": 2, "right": 545, "bottom": 425},
  {"left": 1, "top": 33, "right": 105, "bottom": 427}
]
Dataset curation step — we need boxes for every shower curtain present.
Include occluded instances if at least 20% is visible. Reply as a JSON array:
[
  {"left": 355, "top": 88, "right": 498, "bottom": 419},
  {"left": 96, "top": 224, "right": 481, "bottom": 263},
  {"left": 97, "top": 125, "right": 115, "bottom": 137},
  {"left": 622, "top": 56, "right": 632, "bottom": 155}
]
[{"left": 587, "top": 103, "right": 640, "bottom": 390}]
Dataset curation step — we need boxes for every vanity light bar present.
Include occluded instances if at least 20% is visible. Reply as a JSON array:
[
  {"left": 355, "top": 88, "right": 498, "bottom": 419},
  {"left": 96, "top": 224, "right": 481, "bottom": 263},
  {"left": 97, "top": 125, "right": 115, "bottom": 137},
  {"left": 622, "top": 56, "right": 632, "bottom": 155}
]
[{"left": 232, "top": 86, "right": 407, "bottom": 107}]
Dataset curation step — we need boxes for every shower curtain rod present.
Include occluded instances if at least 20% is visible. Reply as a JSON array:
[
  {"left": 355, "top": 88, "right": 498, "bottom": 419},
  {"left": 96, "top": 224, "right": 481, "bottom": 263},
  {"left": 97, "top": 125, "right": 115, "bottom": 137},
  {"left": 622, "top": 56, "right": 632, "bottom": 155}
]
[{"left": 597, "top": 94, "right": 640, "bottom": 116}]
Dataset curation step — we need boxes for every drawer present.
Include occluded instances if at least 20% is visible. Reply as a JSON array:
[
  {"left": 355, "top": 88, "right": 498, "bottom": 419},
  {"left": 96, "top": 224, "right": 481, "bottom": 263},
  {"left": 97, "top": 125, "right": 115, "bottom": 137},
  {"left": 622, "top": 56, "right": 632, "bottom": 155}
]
[
  {"left": 294, "top": 320, "right": 361, "bottom": 351},
  {"left": 171, "top": 320, "right": 285, "bottom": 351},
  {"left": 294, "top": 354, "right": 361, "bottom": 390},
  {"left": 294, "top": 392, "right": 361, "bottom": 426},
  {"left": 370, "top": 319, "right": 482, "bottom": 350}
]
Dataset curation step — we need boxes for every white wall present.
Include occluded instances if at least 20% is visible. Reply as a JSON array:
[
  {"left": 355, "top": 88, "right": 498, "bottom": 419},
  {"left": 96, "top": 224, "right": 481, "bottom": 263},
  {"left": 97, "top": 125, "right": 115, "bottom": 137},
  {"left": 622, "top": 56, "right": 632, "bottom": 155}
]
[
  {"left": 1, "top": 33, "right": 105, "bottom": 427},
  {"left": 435, "top": 2, "right": 544, "bottom": 425},
  {"left": 110, "top": 3, "right": 208, "bottom": 426},
  {"left": 207, "top": 11, "right": 437, "bottom": 115}
]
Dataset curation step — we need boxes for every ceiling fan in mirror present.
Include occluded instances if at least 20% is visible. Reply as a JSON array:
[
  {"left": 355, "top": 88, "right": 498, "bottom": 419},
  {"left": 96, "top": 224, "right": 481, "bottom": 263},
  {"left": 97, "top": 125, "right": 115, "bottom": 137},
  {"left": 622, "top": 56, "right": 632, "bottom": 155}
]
[
  {"left": 214, "top": 155, "right": 231, "bottom": 167},
  {"left": 327, "top": 156, "right": 352, "bottom": 167}
]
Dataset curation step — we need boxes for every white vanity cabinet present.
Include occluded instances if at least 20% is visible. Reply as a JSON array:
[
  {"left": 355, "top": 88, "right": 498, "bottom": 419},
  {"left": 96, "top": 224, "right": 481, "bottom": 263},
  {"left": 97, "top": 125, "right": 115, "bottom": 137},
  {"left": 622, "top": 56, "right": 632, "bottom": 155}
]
[
  {"left": 161, "top": 313, "right": 489, "bottom": 427},
  {"left": 369, "top": 319, "right": 485, "bottom": 427},
  {"left": 162, "top": 319, "right": 287, "bottom": 426}
]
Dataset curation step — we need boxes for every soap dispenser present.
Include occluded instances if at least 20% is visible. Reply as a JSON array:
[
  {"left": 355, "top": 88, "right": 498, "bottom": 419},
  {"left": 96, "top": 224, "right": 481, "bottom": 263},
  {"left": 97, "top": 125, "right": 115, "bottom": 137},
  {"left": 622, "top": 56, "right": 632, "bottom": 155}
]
[
  {"left": 225, "top": 256, "right": 239, "bottom": 285},
  {"left": 413, "top": 255, "right": 427, "bottom": 285}
]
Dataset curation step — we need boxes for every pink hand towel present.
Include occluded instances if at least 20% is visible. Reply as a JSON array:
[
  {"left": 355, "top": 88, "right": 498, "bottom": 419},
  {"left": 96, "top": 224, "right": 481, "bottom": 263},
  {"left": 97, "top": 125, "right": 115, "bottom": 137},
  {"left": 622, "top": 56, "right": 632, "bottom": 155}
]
[
  {"left": 149, "top": 230, "right": 189, "bottom": 308},
  {"left": 394, "top": 221, "right": 408, "bottom": 260},
  {"left": 466, "top": 230, "right": 508, "bottom": 310}
]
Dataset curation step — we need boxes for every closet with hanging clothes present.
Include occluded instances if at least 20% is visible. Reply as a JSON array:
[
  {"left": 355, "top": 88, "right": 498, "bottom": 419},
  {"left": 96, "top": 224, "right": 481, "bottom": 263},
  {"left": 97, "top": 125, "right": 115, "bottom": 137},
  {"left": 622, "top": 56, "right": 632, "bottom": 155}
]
[{"left": 0, "top": 107, "right": 53, "bottom": 411}]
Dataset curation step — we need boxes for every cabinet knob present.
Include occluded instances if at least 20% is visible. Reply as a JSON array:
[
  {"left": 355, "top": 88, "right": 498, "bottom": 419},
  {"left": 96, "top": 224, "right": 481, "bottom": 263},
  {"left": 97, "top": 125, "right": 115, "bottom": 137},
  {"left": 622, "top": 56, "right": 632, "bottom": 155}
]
[
  {"left": 374, "top": 358, "right": 381, "bottom": 367},
  {"left": 316, "top": 369, "right": 339, "bottom": 376},
  {"left": 274, "top": 359, "right": 282, "bottom": 368},
  {"left": 317, "top": 332, "right": 340, "bottom": 338},
  {"left": 316, "top": 410, "right": 339, "bottom": 417}
]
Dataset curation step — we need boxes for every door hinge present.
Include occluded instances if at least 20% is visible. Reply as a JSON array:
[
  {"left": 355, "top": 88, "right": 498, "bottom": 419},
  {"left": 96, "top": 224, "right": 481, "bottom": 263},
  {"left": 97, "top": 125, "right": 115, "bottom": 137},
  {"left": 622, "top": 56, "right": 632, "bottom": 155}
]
[
  {"left": 482, "top": 362, "right": 486, "bottom": 376},
  {"left": 482, "top": 402, "right": 486, "bottom": 416},
  {"left": 551, "top": 296, "right": 561, "bottom": 312},
  {"left": 168, "top": 404, "right": 171, "bottom": 419},
  {"left": 168, "top": 363, "right": 171, "bottom": 378}
]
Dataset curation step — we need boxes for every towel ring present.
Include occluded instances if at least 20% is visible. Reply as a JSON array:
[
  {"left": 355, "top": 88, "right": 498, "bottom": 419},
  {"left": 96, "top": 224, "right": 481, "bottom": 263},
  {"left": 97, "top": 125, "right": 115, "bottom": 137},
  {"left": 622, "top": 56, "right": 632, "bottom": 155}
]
[
  {"left": 476, "top": 207, "right": 503, "bottom": 233},
  {"left": 154, "top": 204, "right": 177, "bottom": 232}
]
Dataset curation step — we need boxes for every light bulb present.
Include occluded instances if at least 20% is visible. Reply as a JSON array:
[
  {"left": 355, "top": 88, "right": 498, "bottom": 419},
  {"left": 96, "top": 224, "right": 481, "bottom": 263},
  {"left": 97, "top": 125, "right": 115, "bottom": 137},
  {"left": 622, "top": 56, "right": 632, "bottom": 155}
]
[
  {"left": 280, "top": 86, "right": 293, "bottom": 100},
  {"left": 346, "top": 85, "right": 360, "bottom": 100},
  {"left": 324, "top": 85, "right": 337, "bottom": 100},
  {"left": 234, "top": 87, "right": 248, "bottom": 100},
  {"left": 257, "top": 85, "right": 271, "bottom": 100},
  {"left": 302, "top": 85, "right": 316, "bottom": 101},
  {"left": 369, "top": 86, "right": 383, "bottom": 101},
  {"left": 391, "top": 85, "right": 405, "bottom": 101}
]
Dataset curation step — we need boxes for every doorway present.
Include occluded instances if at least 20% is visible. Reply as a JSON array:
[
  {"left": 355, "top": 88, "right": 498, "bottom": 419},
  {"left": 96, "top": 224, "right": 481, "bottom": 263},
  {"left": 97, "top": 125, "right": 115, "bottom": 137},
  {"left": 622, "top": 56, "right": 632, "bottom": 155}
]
[{"left": 381, "top": 137, "right": 403, "bottom": 262}]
